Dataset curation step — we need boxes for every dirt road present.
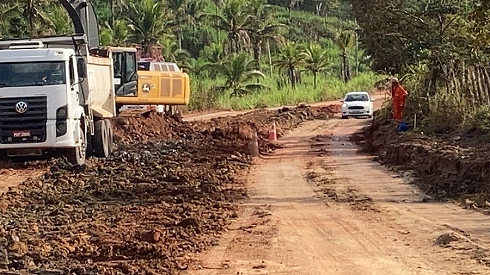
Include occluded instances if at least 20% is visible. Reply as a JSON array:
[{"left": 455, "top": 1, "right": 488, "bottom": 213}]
[
  {"left": 187, "top": 117, "right": 490, "bottom": 274},
  {"left": 0, "top": 162, "right": 45, "bottom": 192},
  {"left": 0, "top": 96, "right": 352, "bottom": 192}
]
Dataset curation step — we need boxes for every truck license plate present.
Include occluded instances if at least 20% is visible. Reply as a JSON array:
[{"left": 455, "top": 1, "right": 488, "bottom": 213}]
[{"left": 13, "top": 131, "right": 31, "bottom": 138}]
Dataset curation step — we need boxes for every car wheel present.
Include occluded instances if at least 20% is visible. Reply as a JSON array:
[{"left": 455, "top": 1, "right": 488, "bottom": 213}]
[{"left": 342, "top": 115, "right": 348, "bottom": 119}]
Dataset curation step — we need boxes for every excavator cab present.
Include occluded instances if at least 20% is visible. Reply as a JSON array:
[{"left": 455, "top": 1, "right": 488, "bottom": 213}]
[{"left": 110, "top": 47, "right": 138, "bottom": 96}]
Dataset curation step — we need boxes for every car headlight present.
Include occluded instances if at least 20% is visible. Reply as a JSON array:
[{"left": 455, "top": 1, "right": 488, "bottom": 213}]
[{"left": 342, "top": 103, "right": 348, "bottom": 108}]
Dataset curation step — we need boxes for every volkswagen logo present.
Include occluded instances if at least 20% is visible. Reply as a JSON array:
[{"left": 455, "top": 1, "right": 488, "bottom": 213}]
[{"left": 15, "top": 101, "right": 28, "bottom": 114}]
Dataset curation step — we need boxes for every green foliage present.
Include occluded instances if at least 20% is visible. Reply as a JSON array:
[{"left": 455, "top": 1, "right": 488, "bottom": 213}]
[
  {"left": 126, "top": 0, "right": 168, "bottom": 52},
  {"left": 348, "top": 0, "right": 478, "bottom": 73},
  {"left": 211, "top": 72, "right": 381, "bottom": 110},
  {"left": 0, "top": 0, "right": 381, "bottom": 112},
  {"left": 304, "top": 43, "right": 330, "bottom": 89},
  {"left": 274, "top": 42, "right": 308, "bottom": 88},
  {"left": 205, "top": 53, "right": 267, "bottom": 97}
]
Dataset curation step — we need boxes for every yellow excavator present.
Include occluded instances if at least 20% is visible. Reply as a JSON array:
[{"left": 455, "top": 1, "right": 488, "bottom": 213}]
[
  {"left": 112, "top": 47, "right": 191, "bottom": 115},
  {"left": 53, "top": 1, "right": 191, "bottom": 115}
]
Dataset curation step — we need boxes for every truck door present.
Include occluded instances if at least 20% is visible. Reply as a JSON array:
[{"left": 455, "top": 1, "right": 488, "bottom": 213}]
[
  {"left": 69, "top": 56, "right": 82, "bottom": 105},
  {"left": 114, "top": 51, "right": 137, "bottom": 96}
]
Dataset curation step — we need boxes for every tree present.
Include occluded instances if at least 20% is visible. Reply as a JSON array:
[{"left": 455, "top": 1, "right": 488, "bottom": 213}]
[
  {"left": 22, "top": 0, "right": 51, "bottom": 34},
  {"left": 207, "top": 53, "right": 267, "bottom": 96},
  {"left": 200, "top": 0, "right": 254, "bottom": 55},
  {"left": 160, "top": 36, "right": 195, "bottom": 73},
  {"left": 100, "top": 20, "right": 128, "bottom": 46},
  {"left": 47, "top": 5, "right": 72, "bottom": 34},
  {"left": 304, "top": 43, "right": 329, "bottom": 88},
  {"left": 200, "top": 42, "right": 224, "bottom": 79},
  {"left": 248, "top": 0, "right": 285, "bottom": 63},
  {"left": 0, "top": 3, "right": 21, "bottom": 37},
  {"left": 111, "top": 19, "right": 129, "bottom": 46},
  {"left": 126, "top": 0, "right": 168, "bottom": 53},
  {"left": 274, "top": 42, "right": 307, "bottom": 88},
  {"left": 167, "top": 0, "right": 189, "bottom": 50},
  {"left": 335, "top": 31, "right": 355, "bottom": 83}
]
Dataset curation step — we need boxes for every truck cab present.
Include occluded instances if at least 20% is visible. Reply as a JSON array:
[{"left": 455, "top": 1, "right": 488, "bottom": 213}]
[
  {"left": 0, "top": 44, "right": 87, "bottom": 160},
  {"left": 0, "top": 38, "right": 116, "bottom": 165}
]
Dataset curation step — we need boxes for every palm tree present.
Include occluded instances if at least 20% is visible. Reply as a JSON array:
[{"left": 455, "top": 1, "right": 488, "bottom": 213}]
[
  {"left": 335, "top": 31, "right": 355, "bottom": 83},
  {"left": 47, "top": 5, "right": 72, "bottom": 35},
  {"left": 274, "top": 42, "right": 307, "bottom": 89},
  {"left": 99, "top": 20, "right": 128, "bottom": 46},
  {"left": 248, "top": 1, "right": 285, "bottom": 64},
  {"left": 184, "top": 0, "right": 204, "bottom": 38},
  {"left": 160, "top": 37, "right": 195, "bottom": 73},
  {"left": 22, "top": 0, "right": 52, "bottom": 35},
  {"left": 111, "top": 19, "right": 129, "bottom": 46},
  {"left": 206, "top": 53, "right": 267, "bottom": 97},
  {"left": 305, "top": 43, "right": 330, "bottom": 89},
  {"left": 167, "top": 0, "right": 188, "bottom": 50},
  {"left": 200, "top": 43, "right": 224, "bottom": 79},
  {"left": 0, "top": 3, "right": 21, "bottom": 37},
  {"left": 126, "top": 0, "right": 168, "bottom": 54},
  {"left": 200, "top": 0, "right": 254, "bottom": 55}
]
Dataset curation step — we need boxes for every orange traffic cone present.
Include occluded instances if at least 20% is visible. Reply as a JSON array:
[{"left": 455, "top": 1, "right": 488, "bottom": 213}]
[{"left": 269, "top": 121, "right": 277, "bottom": 141}]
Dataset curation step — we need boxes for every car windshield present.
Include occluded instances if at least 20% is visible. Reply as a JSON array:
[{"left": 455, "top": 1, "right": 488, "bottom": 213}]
[
  {"left": 345, "top": 94, "right": 369, "bottom": 102},
  {"left": 0, "top": 62, "right": 66, "bottom": 87}
]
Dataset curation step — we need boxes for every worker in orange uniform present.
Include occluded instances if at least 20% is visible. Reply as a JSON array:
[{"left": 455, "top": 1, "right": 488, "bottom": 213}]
[{"left": 391, "top": 78, "right": 408, "bottom": 121}]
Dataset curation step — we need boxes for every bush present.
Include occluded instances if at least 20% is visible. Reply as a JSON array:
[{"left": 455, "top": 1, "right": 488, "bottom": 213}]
[{"left": 188, "top": 72, "right": 382, "bottom": 111}]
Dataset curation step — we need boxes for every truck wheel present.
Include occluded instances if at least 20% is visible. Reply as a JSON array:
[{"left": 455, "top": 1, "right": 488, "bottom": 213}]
[
  {"left": 93, "top": 119, "right": 110, "bottom": 158},
  {"left": 86, "top": 133, "right": 93, "bottom": 157},
  {"left": 66, "top": 120, "right": 87, "bottom": 165},
  {"left": 104, "top": 119, "right": 114, "bottom": 154}
]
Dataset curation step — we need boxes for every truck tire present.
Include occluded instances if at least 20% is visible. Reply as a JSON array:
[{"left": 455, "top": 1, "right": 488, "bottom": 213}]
[
  {"left": 104, "top": 119, "right": 114, "bottom": 154},
  {"left": 86, "top": 132, "right": 93, "bottom": 157},
  {"left": 93, "top": 119, "right": 110, "bottom": 158},
  {"left": 66, "top": 120, "right": 87, "bottom": 165}
]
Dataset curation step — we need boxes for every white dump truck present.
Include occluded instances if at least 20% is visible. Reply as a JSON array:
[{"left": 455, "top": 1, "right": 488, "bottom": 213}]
[
  {"left": 0, "top": 36, "right": 117, "bottom": 165},
  {"left": 0, "top": 0, "right": 140, "bottom": 165}
]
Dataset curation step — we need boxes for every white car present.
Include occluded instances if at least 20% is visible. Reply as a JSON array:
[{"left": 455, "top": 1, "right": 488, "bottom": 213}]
[{"left": 341, "top": 91, "right": 374, "bottom": 119}]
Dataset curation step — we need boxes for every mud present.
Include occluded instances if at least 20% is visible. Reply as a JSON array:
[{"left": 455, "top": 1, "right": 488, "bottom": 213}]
[
  {"left": 0, "top": 106, "right": 336, "bottom": 274},
  {"left": 359, "top": 111, "right": 490, "bottom": 200}
]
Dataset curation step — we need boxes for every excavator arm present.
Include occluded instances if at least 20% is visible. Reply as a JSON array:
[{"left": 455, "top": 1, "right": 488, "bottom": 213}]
[{"left": 58, "top": 0, "right": 100, "bottom": 48}]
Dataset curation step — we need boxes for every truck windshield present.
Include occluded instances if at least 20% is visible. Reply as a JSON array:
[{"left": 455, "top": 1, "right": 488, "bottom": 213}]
[{"left": 0, "top": 62, "right": 66, "bottom": 87}]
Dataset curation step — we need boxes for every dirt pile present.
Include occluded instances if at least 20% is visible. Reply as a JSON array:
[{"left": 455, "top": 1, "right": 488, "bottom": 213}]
[
  {"left": 358, "top": 110, "right": 490, "bottom": 199},
  {"left": 115, "top": 105, "right": 337, "bottom": 154},
  {"left": 0, "top": 106, "right": 333, "bottom": 274}
]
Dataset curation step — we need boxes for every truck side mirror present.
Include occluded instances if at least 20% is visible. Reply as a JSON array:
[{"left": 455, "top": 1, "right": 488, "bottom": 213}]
[{"left": 77, "top": 59, "right": 87, "bottom": 78}]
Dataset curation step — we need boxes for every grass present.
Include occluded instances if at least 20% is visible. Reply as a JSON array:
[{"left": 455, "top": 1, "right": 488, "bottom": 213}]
[{"left": 188, "top": 72, "right": 382, "bottom": 111}]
